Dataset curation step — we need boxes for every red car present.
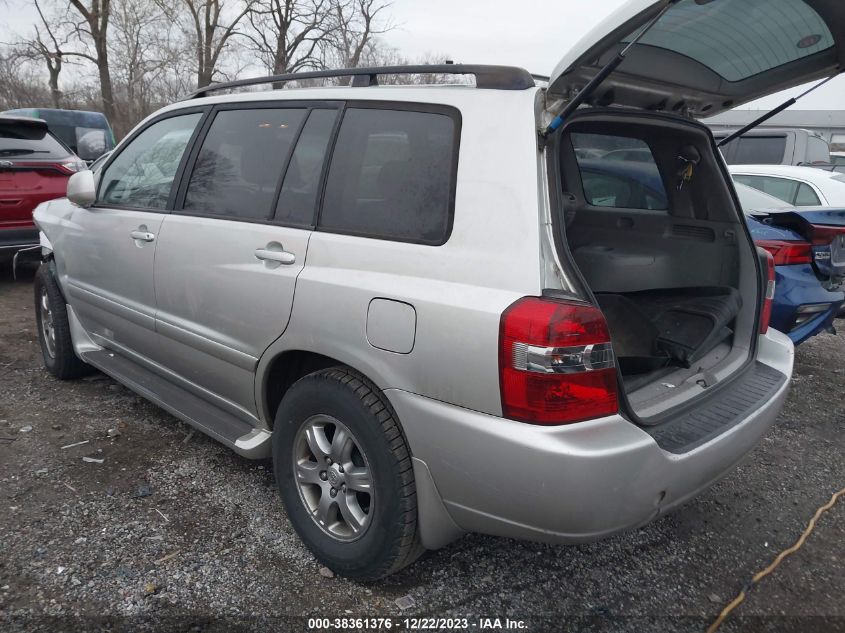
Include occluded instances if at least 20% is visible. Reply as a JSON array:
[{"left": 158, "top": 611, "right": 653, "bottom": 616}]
[{"left": 0, "top": 115, "right": 85, "bottom": 262}]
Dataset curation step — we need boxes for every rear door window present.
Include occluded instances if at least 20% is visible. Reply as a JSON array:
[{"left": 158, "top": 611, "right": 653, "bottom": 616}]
[
  {"left": 571, "top": 134, "right": 668, "bottom": 210},
  {"left": 184, "top": 107, "right": 307, "bottom": 220},
  {"left": 274, "top": 108, "right": 338, "bottom": 227},
  {"left": 733, "top": 175, "right": 799, "bottom": 205},
  {"left": 319, "top": 106, "right": 458, "bottom": 245},
  {"left": 99, "top": 113, "right": 202, "bottom": 210}
]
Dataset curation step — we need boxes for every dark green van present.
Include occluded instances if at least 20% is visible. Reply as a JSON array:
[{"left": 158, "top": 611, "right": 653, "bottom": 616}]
[{"left": 2, "top": 108, "right": 115, "bottom": 162}]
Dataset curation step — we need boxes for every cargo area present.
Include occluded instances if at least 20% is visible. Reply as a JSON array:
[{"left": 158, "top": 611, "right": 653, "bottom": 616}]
[{"left": 555, "top": 111, "right": 760, "bottom": 420}]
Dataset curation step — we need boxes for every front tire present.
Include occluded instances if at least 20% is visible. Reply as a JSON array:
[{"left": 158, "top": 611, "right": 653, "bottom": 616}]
[
  {"left": 273, "top": 367, "right": 423, "bottom": 580},
  {"left": 34, "top": 263, "right": 94, "bottom": 380}
]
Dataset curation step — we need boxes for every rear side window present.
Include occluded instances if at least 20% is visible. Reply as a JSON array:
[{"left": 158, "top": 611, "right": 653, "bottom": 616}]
[
  {"left": 733, "top": 175, "right": 799, "bottom": 205},
  {"left": 805, "top": 136, "right": 830, "bottom": 165},
  {"left": 184, "top": 108, "right": 307, "bottom": 220},
  {"left": 795, "top": 183, "right": 821, "bottom": 206},
  {"left": 319, "top": 107, "right": 457, "bottom": 244},
  {"left": 0, "top": 124, "right": 70, "bottom": 159},
  {"left": 99, "top": 113, "right": 202, "bottom": 210},
  {"left": 725, "top": 136, "right": 787, "bottom": 165},
  {"left": 570, "top": 133, "right": 668, "bottom": 211}
]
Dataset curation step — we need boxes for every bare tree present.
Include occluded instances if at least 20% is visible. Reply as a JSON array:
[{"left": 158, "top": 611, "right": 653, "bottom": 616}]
[
  {"left": 109, "top": 0, "right": 176, "bottom": 130},
  {"left": 244, "top": 0, "right": 333, "bottom": 75},
  {"left": 178, "top": 0, "right": 255, "bottom": 88},
  {"left": 0, "top": 51, "right": 52, "bottom": 110},
  {"left": 66, "top": 0, "right": 116, "bottom": 126},
  {"left": 330, "top": 0, "right": 392, "bottom": 70},
  {"left": 27, "top": 0, "right": 68, "bottom": 107}
]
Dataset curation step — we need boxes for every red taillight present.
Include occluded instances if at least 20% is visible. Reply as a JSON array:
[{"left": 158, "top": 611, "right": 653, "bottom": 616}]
[
  {"left": 12, "top": 160, "right": 84, "bottom": 175},
  {"left": 498, "top": 297, "right": 618, "bottom": 425},
  {"left": 760, "top": 250, "right": 776, "bottom": 335},
  {"left": 806, "top": 224, "right": 845, "bottom": 246},
  {"left": 755, "top": 239, "right": 812, "bottom": 265}
]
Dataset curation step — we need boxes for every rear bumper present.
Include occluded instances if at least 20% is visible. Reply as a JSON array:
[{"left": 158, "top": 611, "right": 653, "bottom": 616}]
[
  {"left": 770, "top": 263, "right": 844, "bottom": 344},
  {"left": 389, "top": 328, "right": 794, "bottom": 546},
  {"left": 0, "top": 226, "right": 39, "bottom": 253}
]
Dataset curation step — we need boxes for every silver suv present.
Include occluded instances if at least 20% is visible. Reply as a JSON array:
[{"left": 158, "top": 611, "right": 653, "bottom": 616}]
[{"left": 33, "top": 0, "right": 841, "bottom": 579}]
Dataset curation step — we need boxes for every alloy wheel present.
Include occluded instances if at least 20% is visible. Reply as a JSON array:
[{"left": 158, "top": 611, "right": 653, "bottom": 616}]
[{"left": 292, "top": 414, "right": 374, "bottom": 542}]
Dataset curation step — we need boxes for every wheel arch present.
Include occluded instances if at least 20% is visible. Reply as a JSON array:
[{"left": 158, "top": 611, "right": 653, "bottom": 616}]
[{"left": 257, "top": 349, "right": 391, "bottom": 431}]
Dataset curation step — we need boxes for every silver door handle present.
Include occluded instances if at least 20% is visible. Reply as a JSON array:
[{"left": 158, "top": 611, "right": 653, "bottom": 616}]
[
  {"left": 130, "top": 230, "right": 155, "bottom": 242},
  {"left": 254, "top": 248, "right": 296, "bottom": 265}
]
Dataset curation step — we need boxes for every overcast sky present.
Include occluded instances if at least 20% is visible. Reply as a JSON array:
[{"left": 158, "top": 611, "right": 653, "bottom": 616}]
[
  {"left": 4, "top": 0, "right": 844, "bottom": 111},
  {"left": 382, "top": 0, "right": 844, "bottom": 111}
]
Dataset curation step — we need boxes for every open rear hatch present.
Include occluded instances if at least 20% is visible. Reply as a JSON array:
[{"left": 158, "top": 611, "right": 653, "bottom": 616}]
[
  {"left": 540, "top": 0, "right": 845, "bottom": 426},
  {"left": 546, "top": 0, "right": 845, "bottom": 120}
]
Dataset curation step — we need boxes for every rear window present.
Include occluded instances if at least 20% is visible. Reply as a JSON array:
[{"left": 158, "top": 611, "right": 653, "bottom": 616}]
[
  {"left": 571, "top": 134, "right": 668, "bottom": 211},
  {"left": 723, "top": 136, "right": 787, "bottom": 165},
  {"left": 0, "top": 125, "right": 70, "bottom": 159},
  {"left": 628, "top": 0, "right": 834, "bottom": 82},
  {"left": 795, "top": 183, "right": 821, "bottom": 206},
  {"left": 319, "top": 107, "right": 457, "bottom": 245}
]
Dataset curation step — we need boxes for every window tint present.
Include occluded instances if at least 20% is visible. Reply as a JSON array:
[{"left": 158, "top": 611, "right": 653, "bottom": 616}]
[
  {"left": 733, "top": 175, "right": 798, "bottom": 205},
  {"left": 275, "top": 109, "right": 337, "bottom": 226},
  {"left": 0, "top": 124, "right": 70, "bottom": 159},
  {"left": 795, "top": 183, "right": 821, "bottom": 206},
  {"left": 100, "top": 113, "right": 201, "bottom": 210},
  {"left": 570, "top": 133, "right": 668, "bottom": 210},
  {"left": 724, "top": 136, "right": 787, "bottom": 165},
  {"left": 626, "top": 0, "right": 833, "bottom": 82},
  {"left": 184, "top": 108, "right": 306, "bottom": 220},
  {"left": 320, "top": 108, "right": 456, "bottom": 244}
]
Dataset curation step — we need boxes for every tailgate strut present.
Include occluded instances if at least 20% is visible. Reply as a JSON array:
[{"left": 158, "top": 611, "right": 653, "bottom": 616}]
[
  {"left": 539, "top": 1, "right": 677, "bottom": 147},
  {"left": 717, "top": 72, "right": 843, "bottom": 148}
]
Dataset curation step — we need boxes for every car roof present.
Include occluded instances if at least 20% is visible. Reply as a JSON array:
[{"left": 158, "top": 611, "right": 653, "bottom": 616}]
[
  {"left": 727, "top": 164, "right": 842, "bottom": 182},
  {"left": 711, "top": 127, "right": 822, "bottom": 138}
]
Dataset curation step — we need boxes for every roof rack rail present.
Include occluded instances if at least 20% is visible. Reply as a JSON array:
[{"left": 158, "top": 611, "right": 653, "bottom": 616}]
[{"left": 184, "top": 64, "right": 536, "bottom": 99}]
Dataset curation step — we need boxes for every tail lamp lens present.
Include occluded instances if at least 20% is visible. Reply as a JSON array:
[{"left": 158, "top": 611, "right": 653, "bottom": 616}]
[
  {"left": 755, "top": 239, "right": 812, "bottom": 265},
  {"left": 760, "top": 250, "right": 776, "bottom": 334},
  {"left": 499, "top": 297, "right": 618, "bottom": 425}
]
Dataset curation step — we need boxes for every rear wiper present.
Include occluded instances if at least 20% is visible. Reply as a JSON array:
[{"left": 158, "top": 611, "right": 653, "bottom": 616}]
[
  {"left": 717, "top": 72, "right": 843, "bottom": 148},
  {"left": 539, "top": 1, "right": 677, "bottom": 147}
]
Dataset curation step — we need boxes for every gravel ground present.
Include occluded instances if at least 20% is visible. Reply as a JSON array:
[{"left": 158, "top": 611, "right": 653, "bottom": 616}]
[{"left": 1, "top": 263, "right": 843, "bottom": 633}]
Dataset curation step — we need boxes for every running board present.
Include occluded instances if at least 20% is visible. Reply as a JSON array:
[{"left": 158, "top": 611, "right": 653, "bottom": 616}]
[{"left": 79, "top": 349, "right": 271, "bottom": 459}]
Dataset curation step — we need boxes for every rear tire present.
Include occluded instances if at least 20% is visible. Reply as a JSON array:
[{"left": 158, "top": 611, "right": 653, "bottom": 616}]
[
  {"left": 273, "top": 367, "right": 423, "bottom": 580},
  {"left": 34, "top": 263, "right": 94, "bottom": 380}
]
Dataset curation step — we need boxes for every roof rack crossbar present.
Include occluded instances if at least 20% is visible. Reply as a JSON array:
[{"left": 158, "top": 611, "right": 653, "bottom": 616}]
[{"left": 184, "top": 64, "right": 536, "bottom": 99}]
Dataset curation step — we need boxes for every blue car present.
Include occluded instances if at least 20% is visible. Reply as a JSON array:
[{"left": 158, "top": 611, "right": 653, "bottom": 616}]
[
  {"left": 577, "top": 159, "right": 845, "bottom": 345},
  {"left": 735, "top": 183, "right": 845, "bottom": 345}
]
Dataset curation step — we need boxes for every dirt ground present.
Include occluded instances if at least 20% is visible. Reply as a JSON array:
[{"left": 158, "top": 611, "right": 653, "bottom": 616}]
[{"left": 0, "top": 262, "right": 843, "bottom": 633}]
